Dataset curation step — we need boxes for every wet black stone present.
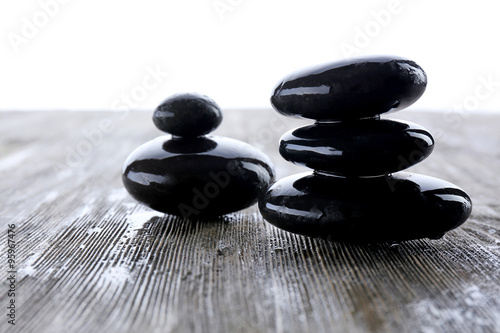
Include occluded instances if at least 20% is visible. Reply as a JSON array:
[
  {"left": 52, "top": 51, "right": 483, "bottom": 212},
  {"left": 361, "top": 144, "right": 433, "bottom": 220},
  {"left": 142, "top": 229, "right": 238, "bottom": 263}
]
[
  {"left": 271, "top": 56, "right": 427, "bottom": 121},
  {"left": 123, "top": 135, "right": 274, "bottom": 219},
  {"left": 153, "top": 92, "right": 222, "bottom": 137},
  {"left": 279, "top": 119, "right": 434, "bottom": 176},
  {"left": 259, "top": 172, "right": 472, "bottom": 243}
]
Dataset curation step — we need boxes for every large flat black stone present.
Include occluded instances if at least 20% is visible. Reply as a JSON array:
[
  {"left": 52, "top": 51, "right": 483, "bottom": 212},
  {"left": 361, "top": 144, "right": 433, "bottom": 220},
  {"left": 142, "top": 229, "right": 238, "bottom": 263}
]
[
  {"left": 279, "top": 118, "right": 434, "bottom": 176},
  {"left": 259, "top": 172, "right": 472, "bottom": 243},
  {"left": 271, "top": 56, "right": 427, "bottom": 121}
]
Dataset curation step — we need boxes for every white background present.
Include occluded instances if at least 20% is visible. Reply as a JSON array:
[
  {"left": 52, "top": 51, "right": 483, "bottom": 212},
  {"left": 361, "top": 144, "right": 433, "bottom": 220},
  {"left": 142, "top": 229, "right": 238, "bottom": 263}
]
[{"left": 1, "top": 0, "right": 499, "bottom": 113}]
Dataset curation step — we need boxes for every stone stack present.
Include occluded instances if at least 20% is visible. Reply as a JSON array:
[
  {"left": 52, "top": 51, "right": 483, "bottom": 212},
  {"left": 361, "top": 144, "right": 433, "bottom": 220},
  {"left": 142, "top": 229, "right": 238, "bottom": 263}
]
[
  {"left": 259, "top": 56, "right": 472, "bottom": 243},
  {"left": 123, "top": 92, "right": 274, "bottom": 219}
]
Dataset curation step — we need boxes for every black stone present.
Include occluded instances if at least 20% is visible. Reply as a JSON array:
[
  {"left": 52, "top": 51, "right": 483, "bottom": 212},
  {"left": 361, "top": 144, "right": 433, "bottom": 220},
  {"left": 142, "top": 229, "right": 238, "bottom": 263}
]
[
  {"left": 123, "top": 135, "right": 274, "bottom": 219},
  {"left": 153, "top": 92, "right": 222, "bottom": 137},
  {"left": 259, "top": 172, "right": 472, "bottom": 243},
  {"left": 279, "top": 118, "right": 434, "bottom": 176},
  {"left": 271, "top": 56, "right": 427, "bottom": 121}
]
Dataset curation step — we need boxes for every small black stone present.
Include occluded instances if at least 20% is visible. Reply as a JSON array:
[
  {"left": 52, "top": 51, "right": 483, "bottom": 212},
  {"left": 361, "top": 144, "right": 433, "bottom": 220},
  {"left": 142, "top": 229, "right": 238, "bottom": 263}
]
[
  {"left": 271, "top": 56, "right": 427, "bottom": 121},
  {"left": 279, "top": 118, "right": 434, "bottom": 176},
  {"left": 153, "top": 92, "right": 222, "bottom": 137},
  {"left": 259, "top": 172, "right": 472, "bottom": 243},
  {"left": 123, "top": 135, "right": 275, "bottom": 219}
]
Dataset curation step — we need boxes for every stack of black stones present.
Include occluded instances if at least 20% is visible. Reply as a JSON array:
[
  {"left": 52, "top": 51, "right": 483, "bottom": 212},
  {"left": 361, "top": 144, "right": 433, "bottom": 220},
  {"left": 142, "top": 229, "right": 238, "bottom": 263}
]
[
  {"left": 123, "top": 93, "right": 274, "bottom": 219},
  {"left": 259, "top": 56, "right": 472, "bottom": 243}
]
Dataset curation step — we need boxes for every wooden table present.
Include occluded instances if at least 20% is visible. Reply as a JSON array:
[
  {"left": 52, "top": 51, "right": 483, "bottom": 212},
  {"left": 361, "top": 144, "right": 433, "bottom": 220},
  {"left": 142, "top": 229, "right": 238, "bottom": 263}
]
[{"left": 1, "top": 110, "right": 499, "bottom": 333}]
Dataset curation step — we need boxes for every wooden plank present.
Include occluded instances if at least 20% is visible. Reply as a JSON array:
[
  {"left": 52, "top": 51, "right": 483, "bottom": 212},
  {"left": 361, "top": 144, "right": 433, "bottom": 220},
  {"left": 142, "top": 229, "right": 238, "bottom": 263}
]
[{"left": 0, "top": 110, "right": 499, "bottom": 333}]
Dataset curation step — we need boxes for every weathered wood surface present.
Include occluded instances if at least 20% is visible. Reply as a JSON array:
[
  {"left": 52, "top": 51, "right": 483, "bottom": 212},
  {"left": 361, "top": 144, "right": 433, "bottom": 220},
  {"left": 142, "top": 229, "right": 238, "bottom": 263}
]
[{"left": 0, "top": 110, "right": 499, "bottom": 333}]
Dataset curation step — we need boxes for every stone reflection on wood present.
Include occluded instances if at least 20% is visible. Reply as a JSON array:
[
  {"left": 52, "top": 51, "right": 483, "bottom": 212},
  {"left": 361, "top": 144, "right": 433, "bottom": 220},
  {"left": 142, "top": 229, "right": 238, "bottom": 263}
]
[
  {"left": 259, "top": 56, "right": 472, "bottom": 243},
  {"left": 123, "top": 93, "right": 275, "bottom": 219}
]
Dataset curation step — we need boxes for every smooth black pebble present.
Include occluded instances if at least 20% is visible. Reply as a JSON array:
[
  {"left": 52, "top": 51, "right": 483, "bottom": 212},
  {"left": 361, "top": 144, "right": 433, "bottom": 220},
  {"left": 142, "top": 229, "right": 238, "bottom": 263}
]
[
  {"left": 153, "top": 92, "right": 222, "bottom": 137},
  {"left": 123, "top": 136, "right": 274, "bottom": 218},
  {"left": 279, "top": 118, "right": 434, "bottom": 176},
  {"left": 271, "top": 55, "right": 427, "bottom": 121},
  {"left": 259, "top": 172, "right": 472, "bottom": 243}
]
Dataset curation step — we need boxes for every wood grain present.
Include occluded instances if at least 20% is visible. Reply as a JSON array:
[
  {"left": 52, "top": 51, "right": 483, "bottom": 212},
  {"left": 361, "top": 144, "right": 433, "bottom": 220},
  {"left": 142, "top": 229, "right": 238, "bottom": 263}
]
[{"left": 0, "top": 110, "right": 499, "bottom": 333}]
